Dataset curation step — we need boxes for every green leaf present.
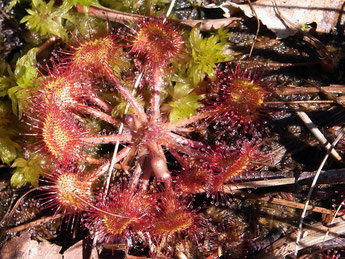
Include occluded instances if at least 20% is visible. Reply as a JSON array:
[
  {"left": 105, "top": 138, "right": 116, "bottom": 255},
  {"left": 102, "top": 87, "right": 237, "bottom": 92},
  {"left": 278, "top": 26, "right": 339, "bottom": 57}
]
[
  {"left": 169, "top": 93, "right": 203, "bottom": 123},
  {"left": 0, "top": 76, "right": 16, "bottom": 97},
  {"left": 185, "top": 27, "right": 233, "bottom": 86},
  {"left": 14, "top": 48, "right": 38, "bottom": 83},
  {"left": 12, "top": 158, "right": 28, "bottom": 168},
  {"left": 8, "top": 47, "right": 39, "bottom": 118},
  {"left": 0, "top": 64, "right": 16, "bottom": 97},
  {"left": 214, "top": 26, "right": 234, "bottom": 44},
  {"left": 0, "top": 137, "right": 19, "bottom": 165},
  {"left": 11, "top": 156, "right": 44, "bottom": 187},
  {"left": 10, "top": 171, "right": 27, "bottom": 188},
  {"left": 20, "top": 0, "right": 76, "bottom": 39},
  {"left": 0, "top": 126, "right": 20, "bottom": 165}
]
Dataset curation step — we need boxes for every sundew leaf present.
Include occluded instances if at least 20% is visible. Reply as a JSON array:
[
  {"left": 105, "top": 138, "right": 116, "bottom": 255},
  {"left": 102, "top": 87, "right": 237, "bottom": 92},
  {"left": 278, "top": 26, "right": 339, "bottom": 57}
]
[
  {"left": 169, "top": 93, "right": 203, "bottom": 123},
  {"left": 11, "top": 155, "right": 45, "bottom": 187}
]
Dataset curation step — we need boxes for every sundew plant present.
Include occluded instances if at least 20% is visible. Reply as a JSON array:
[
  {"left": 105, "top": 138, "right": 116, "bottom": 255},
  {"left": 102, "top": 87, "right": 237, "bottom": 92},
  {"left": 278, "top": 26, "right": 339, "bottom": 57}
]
[{"left": 0, "top": 0, "right": 294, "bottom": 257}]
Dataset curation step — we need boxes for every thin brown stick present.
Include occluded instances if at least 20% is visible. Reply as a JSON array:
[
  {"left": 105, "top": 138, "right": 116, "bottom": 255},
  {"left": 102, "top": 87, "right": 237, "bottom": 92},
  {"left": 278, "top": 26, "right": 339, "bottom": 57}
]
[
  {"left": 105, "top": 72, "right": 143, "bottom": 196},
  {"left": 228, "top": 60, "right": 320, "bottom": 68},
  {"left": 225, "top": 178, "right": 296, "bottom": 190},
  {"left": 296, "top": 111, "right": 341, "bottom": 160},
  {"left": 6, "top": 214, "right": 62, "bottom": 234},
  {"left": 307, "top": 81, "right": 345, "bottom": 108},
  {"left": 295, "top": 127, "right": 345, "bottom": 256},
  {"left": 246, "top": 0, "right": 260, "bottom": 57},
  {"left": 227, "top": 169, "right": 345, "bottom": 190},
  {"left": 258, "top": 215, "right": 345, "bottom": 258},
  {"left": 276, "top": 85, "right": 345, "bottom": 95},
  {"left": 230, "top": 190, "right": 334, "bottom": 215},
  {"left": 265, "top": 100, "right": 334, "bottom": 105},
  {"left": 75, "top": 4, "right": 240, "bottom": 31}
]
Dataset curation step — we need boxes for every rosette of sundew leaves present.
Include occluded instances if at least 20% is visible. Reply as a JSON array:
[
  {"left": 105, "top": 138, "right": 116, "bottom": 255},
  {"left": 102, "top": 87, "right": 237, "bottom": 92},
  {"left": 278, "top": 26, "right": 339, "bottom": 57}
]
[{"left": 0, "top": 1, "right": 285, "bottom": 258}]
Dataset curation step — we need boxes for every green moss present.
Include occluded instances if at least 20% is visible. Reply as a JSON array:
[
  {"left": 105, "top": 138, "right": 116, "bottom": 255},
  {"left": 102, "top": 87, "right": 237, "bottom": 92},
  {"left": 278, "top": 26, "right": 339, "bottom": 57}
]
[
  {"left": 185, "top": 27, "right": 233, "bottom": 86},
  {"left": 7, "top": 47, "right": 39, "bottom": 118},
  {"left": 10, "top": 155, "right": 46, "bottom": 187},
  {"left": 169, "top": 93, "right": 203, "bottom": 123},
  {"left": 99, "top": 0, "right": 169, "bottom": 14}
]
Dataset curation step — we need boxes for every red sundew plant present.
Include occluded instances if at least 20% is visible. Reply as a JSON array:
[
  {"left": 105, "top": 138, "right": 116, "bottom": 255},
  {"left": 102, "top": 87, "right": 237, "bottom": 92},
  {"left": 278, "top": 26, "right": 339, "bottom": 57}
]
[
  {"left": 86, "top": 187, "right": 155, "bottom": 243},
  {"left": 174, "top": 162, "right": 213, "bottom": 195},
  {"left": 24, "top": 104, "right": 133, "bottom": 165},
  {"left": 207, "top": 143, "right": 258, "bottom": 192},
  {"left": 129, "top": 17, "right": 183, "bottom": 68},
  {"left": 148, "top": 194, "right": 203, "bottom": 255},
  {"left": 20, "top": 16, "right": 275, "bottom": 257},
  {"left": 35, "top": 67, "right": 114, "bottom": 123},
  {"left": 41, "top": 165, "right": 104, "bottom": 215},
  {"left": 204, "top": 64, "right": 271, "bottom": 135},
  {"left": 24, "top": 105, "right": 90, "bottom": 164},
  {"left": 64, "top": 29, "right": 119, "bottom": 75}
]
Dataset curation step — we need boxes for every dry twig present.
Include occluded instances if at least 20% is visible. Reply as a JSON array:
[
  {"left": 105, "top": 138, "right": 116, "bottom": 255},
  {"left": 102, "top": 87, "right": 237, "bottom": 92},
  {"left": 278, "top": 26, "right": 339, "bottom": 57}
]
[
  {"left": 75, "top": 4, "right": 240, "bottom": 31},
  {"left": 296, "top": 111, "right": 341, "bottom": 160},
  {"left": 276, "top": 85, "right": 345, "bottom": 95},
  {"left": 295, "top": 127, "right": 345, "bottom": 256},
  {"left": 6, "top": 214, "right": 62, "bottom": 234},
  {"left": 229, "top": 190, "right": 334, "bottom": 215},
  {"left": 258, "top": 214, "right": 345, "bottom": 258}
]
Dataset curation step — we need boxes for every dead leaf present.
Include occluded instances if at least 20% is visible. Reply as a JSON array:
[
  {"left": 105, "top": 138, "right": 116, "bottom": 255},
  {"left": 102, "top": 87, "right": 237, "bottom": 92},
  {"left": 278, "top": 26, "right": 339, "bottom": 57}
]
[
  {"left": 0, "top": 232, "right": 62, "bottom": 259},
  {"left": 226, "top": 0, "right": 345, "bottom": 38},
  {"left": 63, "top": 240, "right": 83, "bottom": 259},
  {"left": 63, "top": 238, "right": 99, "bottom": 259}
]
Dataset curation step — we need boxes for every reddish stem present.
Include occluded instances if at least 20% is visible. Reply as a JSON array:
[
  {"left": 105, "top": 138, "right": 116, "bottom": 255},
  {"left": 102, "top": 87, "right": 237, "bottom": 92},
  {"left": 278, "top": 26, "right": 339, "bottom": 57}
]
[
  {"left": 146, "top": 141, "right": 171, "bottom": 185},
  {"left": 92, "top": 161, "right": 111, "bottom": 178},
  {"left": 130, "top": 163, "right": 142, "bottom": 192},
  {"left": 151, "top": 68, "right": 164, "bottom": 121},
  {"left": 103, "top": 63, "right": 147, "bottom": 122},
  {"left": 164, "top": 137, "right": 202, "bottom": 157},
  {"left": 165, "top": 111, "right": 212, "bottom": 131},
  {"left": 91, "top": 96, "right": 113, "bottom": 112},
  {"left": 168, "top": 149, "right": 187, "bottom": 168},
  {"left": 82, "top": 133, "right": 132, "bottom": 144},
  {"left": 78, "top": 105, "right": 115, "bottom": 124},
  {"left": 167, "top": 132, "right": 205, "bottom": 149}
]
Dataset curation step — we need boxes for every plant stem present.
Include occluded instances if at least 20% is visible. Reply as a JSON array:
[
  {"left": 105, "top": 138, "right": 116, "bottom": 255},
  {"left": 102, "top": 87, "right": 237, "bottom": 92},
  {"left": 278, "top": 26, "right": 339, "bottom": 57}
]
[
  {"left": 167, "top": 132, "right": 205, "bottom": 149},
  {"left": 91, "top": 96, "right": 113, "bottom": 112},
  {"left": 104, "top": 72, "right": 143, "bottom": 196},
  {"left": 78, "top": 105, "right": 115, "bottom": 124},
  {"left": 151, "top": 68, "right": 163, "bottom": 121},
  {"left": 146, "top": 142, "right": 171, "bottom": 186},
  {"left": 103, "top": 63, "right": 147, "bottom": 122},
  {"left": 82, "top": 134, "right": 132, "bottom": 144},
  {"left": 166, "top": 111, "right": 212, "bottom": 131}
]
